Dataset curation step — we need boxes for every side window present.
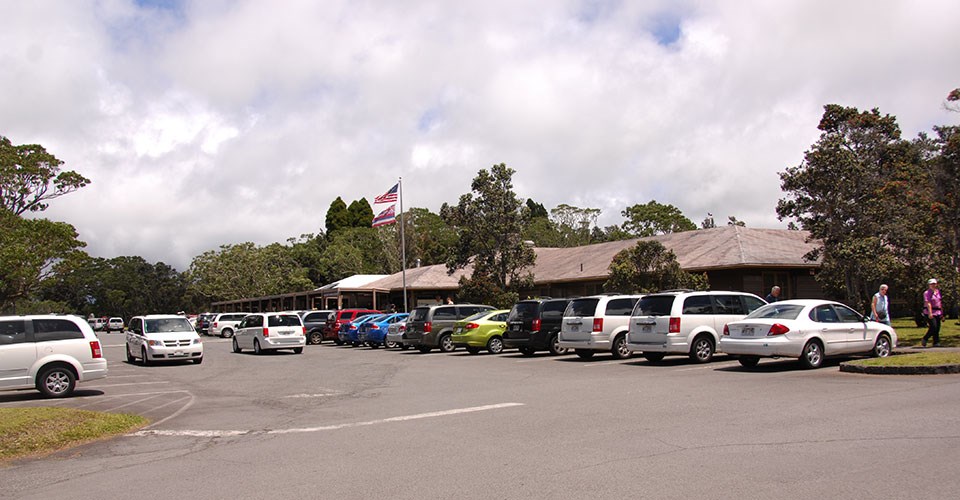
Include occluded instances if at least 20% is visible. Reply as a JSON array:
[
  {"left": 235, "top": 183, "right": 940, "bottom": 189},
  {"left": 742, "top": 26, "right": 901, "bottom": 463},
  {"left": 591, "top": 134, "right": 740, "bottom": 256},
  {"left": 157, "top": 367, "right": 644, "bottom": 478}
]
[
  {"left": 32, "top": 319, "right": 84, "bottom": 342},
  {"left": 0, "top": 320, "right": 27, "bottom": 345},
  {"left": 811, "top": 305, "right": 839, "bottom": 323},
  {"left": 542, "top": 301, "right": 568, "bottom": 321},
  {"left": 251, "top": 316, "right": 264, "bottom": 328},
  {"left": 130, "top": 318, "right": 143, "bottom": 333},
  {"left": 682, "top": 295, "right": 714, "bottom": 315},
  {"left": 458, "top": 306, "right": 487, "bottom": 318},
  {"left": 433, "top": 307, "right": 457, "bottom": 320},
  {"left": 492, "top": 312, "right": 509, "bottom": 322},
  {"left": 604, "top": 298, "right": 637, "bottom": 316},
  {"left": 741, "top": 296, "right": 766, "bottom": 313},
  {"left": 834, "top": 305, "right": 863, "bottom": 323},
  {"left": 713, "top": 295, "right": 745, "bottom": 315}
]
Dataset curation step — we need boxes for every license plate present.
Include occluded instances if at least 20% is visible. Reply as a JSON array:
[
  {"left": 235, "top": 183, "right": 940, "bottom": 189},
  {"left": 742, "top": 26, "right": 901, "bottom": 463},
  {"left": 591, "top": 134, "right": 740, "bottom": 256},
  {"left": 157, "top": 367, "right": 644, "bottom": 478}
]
[
  {"left": 279, "top": 329, "right": 294, "bottom": 336},
  {"left": 642, "top": 325, "right": 652, "bottom": 333},
  {"left": 512, "top": 325, "right": 521, "bottom": 331},
  {"left": 174, "top": 351, "right": 184, "bottom": 356},
  {"left": 570, "top": 324, "right": 579, "bottom": 332},
  {"left": 742, "top": 327, "right": 754, "bottom": 336}
]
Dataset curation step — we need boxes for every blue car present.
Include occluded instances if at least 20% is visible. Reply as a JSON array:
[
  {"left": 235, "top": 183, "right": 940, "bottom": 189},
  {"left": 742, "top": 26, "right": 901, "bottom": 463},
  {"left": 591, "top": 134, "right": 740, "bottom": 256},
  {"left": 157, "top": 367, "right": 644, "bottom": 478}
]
[
  {"left": 340, "top": 314, "right": 386, "bottom": 346},
  {"left": 360, "top": 313, "right": 409, "bottom": 348}
]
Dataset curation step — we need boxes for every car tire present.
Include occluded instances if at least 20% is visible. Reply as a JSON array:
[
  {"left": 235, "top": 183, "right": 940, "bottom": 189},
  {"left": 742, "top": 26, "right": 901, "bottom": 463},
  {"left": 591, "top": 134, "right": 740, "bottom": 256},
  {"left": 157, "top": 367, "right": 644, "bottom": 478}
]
[
  {"left": 232, "top": 338, "right": 242, "bottom": 353},
  {"left": 418, "top": 346, "right": 431, "bottom": 353},
  {"left": 293, "top": 347, "right": 303, "bottom": 354},
  {"left": 487, "top": 336, "right": 504, "bottom": 354},
  {"left": 438, "top": 334, "right": 455, "bottom": 353},
  {"left": 799, "top": 340, "right": 823, "bottom": 369},
  {"left": 369, "top": 342, "right": 380, "bottom": 349},
  {"left": 689, "top": 335, "right": 715, "bottom": 364},
  {"left": 738, "top": 355, "right": 760, "bottom": 368},
  {"left": 141, "top": 347, "right": 151, "bottom": 366},
  {"left": 873, "top": 334, "right": 892, "bottom": 357},
  {"left": 548, "top": 334, "right": 567, "bottom": 355},
  {"left": 466, "top": 346, "right": 481, "bottom": 355},
  {"left": 519, "top": 346, "right": 536, "bottom": 356},
  {"left": 400, "top": 344, "right": 410, "bottom": 350},
  {"left": 309, "top": 331, "right": 323, "bottom": 345},
  {"left": 386, "top": 341, "right": 398, "bottom": 348},
  {"left": 194, "top": 357, "right": 203, "bottom": 364},
  {"left": 643, "top": 352, "right": 665, "bottom": 363},
  {"left": 37, "top": 365, "right": 76, "bottom": 398},
  {"left": 610, "top": 334, "right": 631, "bottom": 359},
  {"left": 254, "top": 339, "right": 263, "bottom": 355},
  {"left": 334, "top": 339, "right": 343, "bottom": 346},
  {"left": 575, "top": 349, "right": 594, "bottom": 359},
  {"left": 126, "top": 344, "right": 134, "bottom": 363},
  {"left": 220, "top": 328, "right": 233, "bottom": 339}
]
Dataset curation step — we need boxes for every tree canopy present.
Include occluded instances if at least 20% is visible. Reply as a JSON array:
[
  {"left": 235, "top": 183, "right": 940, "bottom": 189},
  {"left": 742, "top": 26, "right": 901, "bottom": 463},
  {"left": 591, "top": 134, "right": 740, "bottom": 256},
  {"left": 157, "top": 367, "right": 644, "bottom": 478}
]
[
  {"left": 621, "top": 200, "right": 696, "bottom": 237},
  {"left": 605, "top": 240, "right": 708, "bottom": 293},
  {"left": 0, "top": 136, "right": 90, "bottom": 215}
]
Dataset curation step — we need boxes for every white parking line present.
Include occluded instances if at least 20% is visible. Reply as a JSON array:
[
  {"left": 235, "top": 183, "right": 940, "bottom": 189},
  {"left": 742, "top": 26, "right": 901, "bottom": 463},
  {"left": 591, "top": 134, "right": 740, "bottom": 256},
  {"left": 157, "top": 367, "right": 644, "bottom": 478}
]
[
  {"left": 283, "top": 393, "right": 342, "bottom": 398},
  {"left": 132, "top": 402, "right": 525, "bottom": 437},
  {"left": 84, "top": 381, "right": 170, "bottom": 388}
]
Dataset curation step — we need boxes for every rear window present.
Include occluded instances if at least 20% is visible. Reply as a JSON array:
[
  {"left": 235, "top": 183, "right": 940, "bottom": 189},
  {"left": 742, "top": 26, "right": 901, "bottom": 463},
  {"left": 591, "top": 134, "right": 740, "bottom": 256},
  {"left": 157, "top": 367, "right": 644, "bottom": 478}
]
[
  {"left": 746, "top": 304, "right": 804, "bottom": 320},
  {"left": 604, "top": 298, "right": 638, "bottom": 316},
  {"left": 32, "top": 319, "right": 84, "bottom": 342},
  {"left": 410, "top": 307, "right": 430, "bottom": 321},
  {"left": 145, "top": 318, "right": 195, "bottom": 333},
  {"left": 634, "top": 295, "right": 675, "bottom": 316},
  {"left": 508, "top": 302, "right": 540, "bottom": 322},
  {"left": 566, "top": 298, "right": 600, "bottom": 317},
  {"left": 268, "top": 314, "right": 302, "bottom": 327},
  {"left": 463, "top": 311, "right": 492, "bottom": 322}
]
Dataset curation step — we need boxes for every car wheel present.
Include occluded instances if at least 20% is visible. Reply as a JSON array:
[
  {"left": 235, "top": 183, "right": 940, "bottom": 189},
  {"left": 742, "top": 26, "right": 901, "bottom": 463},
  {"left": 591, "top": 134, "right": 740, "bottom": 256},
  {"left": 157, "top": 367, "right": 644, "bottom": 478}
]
[
  {"left": 738, "top": 355, "right": 760, "bottom": 368},
  {"left": 610, "top": 334, "right": 631, "bottom": 359},
  {"left": 689, "top": 335, "right": 715, "bottom": 363},
  {"left": 799, "top": 340, "right": 824, "bottom": 369},
  {"left": 418, "top": 346, "right": 432, "bottom": 353},
  {"left": 293, "top": 347, "right": 303, "bottom": 354},
  {"left": 519, "top": 346, "right": 536, "bottom": 356},
  {"left": 575, "top": 349, "right": 594, "bottom": 359},
  {"left": 439, "top": 334, "right": 455, "bottom": 353},
  {"left": 369, "top": 342, "right": 380, "bottom": 349},
  {"left": 220, "top": 328, "right": 233, "bottom": 339},
  {"left": 254, "top": 339, "right": 263, "bottom": 355},
  {"left": 126, "top": 344, "right": 134, "bottom": 363},
  {"left": 548, "top": 334, "right": 567, "bottom": 355},
  {"left": 487, "top": 336, "right": 504, "bottom": 354},
  {"left": 643, "top": 352, "right": 665, "bottom": 362},
  {"left": 873, "top": 334, "right": 892, "bottom": 357},
  {"left": 400, "top": 344, "right": 410, "bottom": 350},
  {"left": 351, "top": 342, "right": 361, "bottom": 347},
  {"left": 232, "top": 337, "right": 242, "bottom": 353},
  {"left": 141, "top": 347, "right": 151, "bottom": 366},
  {"left": 334, "top": 339, "right": 343, "bottom": 346},
  {"left": 194, "top": 357, "right": 203, "bottom": 364},
  {"left": 466, "top": 346, "right": 481, "bottom": 355},
  {"left": 385, "top": 340, "right": 398, "bottom": 348},
  {"left": 309, "top": 331, "right": 323, "bottom": 345},
  {"left": 37, "top": 365, "right": 76, "bottom": 398}
]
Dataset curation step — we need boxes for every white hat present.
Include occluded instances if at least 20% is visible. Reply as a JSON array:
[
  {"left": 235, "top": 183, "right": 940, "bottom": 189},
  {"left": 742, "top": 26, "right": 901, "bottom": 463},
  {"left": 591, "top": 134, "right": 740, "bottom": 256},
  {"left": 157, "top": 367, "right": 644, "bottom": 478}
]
[{"left": 928, "top": 278, "right": 938, "bottom": 285}]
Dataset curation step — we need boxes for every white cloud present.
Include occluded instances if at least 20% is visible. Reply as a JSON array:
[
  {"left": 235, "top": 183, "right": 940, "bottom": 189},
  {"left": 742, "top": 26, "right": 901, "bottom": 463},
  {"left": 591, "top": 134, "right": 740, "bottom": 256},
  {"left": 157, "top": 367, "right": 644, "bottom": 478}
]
[{"left": 2, "top": 0, "right": 959, "bottom": 271}]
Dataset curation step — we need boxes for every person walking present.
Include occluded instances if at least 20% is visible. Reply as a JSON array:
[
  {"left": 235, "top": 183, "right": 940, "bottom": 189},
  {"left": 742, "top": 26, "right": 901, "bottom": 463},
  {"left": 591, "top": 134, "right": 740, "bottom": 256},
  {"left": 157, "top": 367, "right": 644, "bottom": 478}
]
[
  {"left": 765, "top": 286, "right": 781, "bottom": 303},
  {"left": 922, "top": 278, "right": 942, "bottom": 347},
  {"left": 871, "top": 284, "right": 891, "bottom": 325}
]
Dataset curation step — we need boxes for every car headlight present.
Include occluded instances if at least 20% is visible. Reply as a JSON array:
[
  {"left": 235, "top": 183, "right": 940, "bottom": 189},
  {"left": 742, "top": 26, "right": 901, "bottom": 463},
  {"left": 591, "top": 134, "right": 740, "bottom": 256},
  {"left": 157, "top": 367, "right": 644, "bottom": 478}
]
[
  {"left": 148, "top": 339, "right": 164, "bottom": 346},
  {"left": 193, "top": 338, "right": 202, "bottom": 344}
]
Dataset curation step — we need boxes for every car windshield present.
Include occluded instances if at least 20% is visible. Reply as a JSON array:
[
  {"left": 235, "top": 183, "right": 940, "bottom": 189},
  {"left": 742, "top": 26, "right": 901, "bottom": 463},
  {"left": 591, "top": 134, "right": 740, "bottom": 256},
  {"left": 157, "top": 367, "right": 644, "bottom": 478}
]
[
  {"left": 145, "top": 318, "right": 195, "bottom": 333},
  {"left": 268, "top": 314, "right": 302, "bottom": 327},
  {"left": 507, "top": 302, "right": 539, "bottom": 322},
  {"left": 745, "top": 304, "right": 804, "bottom": 320},
  {"left": 463, "top": 311, "right": 492, "bottom": 322}
]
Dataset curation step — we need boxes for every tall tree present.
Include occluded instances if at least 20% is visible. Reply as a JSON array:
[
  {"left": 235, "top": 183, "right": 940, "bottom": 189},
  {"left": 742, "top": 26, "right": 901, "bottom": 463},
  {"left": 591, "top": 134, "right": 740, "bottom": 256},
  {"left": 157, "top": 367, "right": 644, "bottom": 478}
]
[
  {"left": 621, "top": 200, "right": 696, "bottom": 237},
  {"left": 443, "top": 163, "right": 535, "bottom": 307},
  {"left": 551, "top": 204, "right": 600, "bottom": 246},
  {"left": 347, "top": 198, "right": 374, "bottom": 227},
  {"left": 324, "top": 197, "right": 350, "bottom": 234},
  {"left": 605, "top": 240, "right": 708, "bottom": 293},
  {"left": 187, "top": 242, "right": 313, "bottom": 302},
  {"left": 0, "top": 136, "right": 90, "bottom": 215}
]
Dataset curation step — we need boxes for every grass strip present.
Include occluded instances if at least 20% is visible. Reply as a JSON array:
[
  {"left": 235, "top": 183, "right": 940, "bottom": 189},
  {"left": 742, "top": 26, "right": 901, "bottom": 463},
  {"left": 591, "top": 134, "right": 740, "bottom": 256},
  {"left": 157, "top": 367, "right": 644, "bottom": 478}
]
[
  {"left": 849, "top": 351, "right": 960, "bottom": 367},
  {"left": 0, "top": 407, "right": 148, "bottom": 463}
]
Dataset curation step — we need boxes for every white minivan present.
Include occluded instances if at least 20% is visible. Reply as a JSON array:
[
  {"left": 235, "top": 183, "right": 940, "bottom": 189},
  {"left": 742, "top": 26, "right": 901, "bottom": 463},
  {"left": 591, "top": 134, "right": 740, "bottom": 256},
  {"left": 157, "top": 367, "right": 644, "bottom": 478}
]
[
  {"left": 126, "top": 315, "right": 204, "bottom": 365},
  {"left": 0, "top": 315, "right": 108, "bottom": 398},
  {"left": 558, "top": 294, "right": 643, "bottom": 359}
]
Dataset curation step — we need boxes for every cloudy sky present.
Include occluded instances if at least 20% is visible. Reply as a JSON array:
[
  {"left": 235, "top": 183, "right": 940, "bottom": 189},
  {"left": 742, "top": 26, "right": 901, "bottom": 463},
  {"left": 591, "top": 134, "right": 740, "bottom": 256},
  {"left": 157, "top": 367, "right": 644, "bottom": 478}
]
[{"left": 3, "top": 0, "right": 959, "bottom": 271}]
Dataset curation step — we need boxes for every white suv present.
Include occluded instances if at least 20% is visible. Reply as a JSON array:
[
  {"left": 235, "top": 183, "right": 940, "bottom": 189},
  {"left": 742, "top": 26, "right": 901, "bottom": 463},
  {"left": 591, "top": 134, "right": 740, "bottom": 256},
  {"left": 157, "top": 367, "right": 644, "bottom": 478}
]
[
  {"left": 232, "top": 312, "right": 306, "bottom": 355},
  {"left": 0, "top": 315, "right": 108, "bottom": 398},
  {"left": 126, "top": 315, "right": 204, "bottom": 365},
  {"left": 107, "top": 317, "right": 124, "bottom": 333},
  {"left": 558, "top": 294, "right": 642, "bottom": 359},
  {"left": 626, "top": 290, "right": 767, "bottom": 363},
  {"left": 207, "top": 312, "right": 250, "bottom": 338}
]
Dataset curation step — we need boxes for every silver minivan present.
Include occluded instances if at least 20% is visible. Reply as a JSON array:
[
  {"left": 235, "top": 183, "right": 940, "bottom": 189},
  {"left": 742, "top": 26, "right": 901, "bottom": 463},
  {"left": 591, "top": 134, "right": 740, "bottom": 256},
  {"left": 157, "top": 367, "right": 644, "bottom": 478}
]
[
  {"left": 626, "top": 290, "right": 767, "bottom": 363},
  {"left": 558, "top": 294, "right": 642, "bottom": 359}
]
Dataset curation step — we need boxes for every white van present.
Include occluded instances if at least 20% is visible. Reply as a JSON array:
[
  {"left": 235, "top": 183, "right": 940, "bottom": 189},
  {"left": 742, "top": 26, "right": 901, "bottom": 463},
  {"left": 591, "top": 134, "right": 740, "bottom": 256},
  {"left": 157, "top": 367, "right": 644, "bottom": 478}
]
[
  {"left": 558, "top": 294, "right": 642, "bottom": 359},
  {"left": 126, "top": 315, "right": 204, "bottom": 365}
]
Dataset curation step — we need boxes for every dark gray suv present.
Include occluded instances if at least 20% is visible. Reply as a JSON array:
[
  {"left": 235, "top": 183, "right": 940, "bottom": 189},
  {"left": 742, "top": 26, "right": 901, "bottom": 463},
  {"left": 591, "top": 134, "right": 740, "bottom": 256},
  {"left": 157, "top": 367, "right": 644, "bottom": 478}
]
[{"left": 404, "top": 304, "right": 495, "bottom": 353}]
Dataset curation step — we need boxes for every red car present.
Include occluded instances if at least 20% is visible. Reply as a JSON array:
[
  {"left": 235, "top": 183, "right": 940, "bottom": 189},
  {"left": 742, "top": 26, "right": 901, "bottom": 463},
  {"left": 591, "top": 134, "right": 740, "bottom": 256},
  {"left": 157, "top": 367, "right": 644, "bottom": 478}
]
[{"left": 323, "top": 309, "right": 380, "bottom": 344}]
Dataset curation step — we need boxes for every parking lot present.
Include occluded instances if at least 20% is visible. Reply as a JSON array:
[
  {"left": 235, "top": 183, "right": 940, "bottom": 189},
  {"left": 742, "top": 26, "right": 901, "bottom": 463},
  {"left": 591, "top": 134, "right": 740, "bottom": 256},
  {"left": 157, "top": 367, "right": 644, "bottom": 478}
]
[{"left": 3, "top": 333, "right": 960, "bottom": 499}]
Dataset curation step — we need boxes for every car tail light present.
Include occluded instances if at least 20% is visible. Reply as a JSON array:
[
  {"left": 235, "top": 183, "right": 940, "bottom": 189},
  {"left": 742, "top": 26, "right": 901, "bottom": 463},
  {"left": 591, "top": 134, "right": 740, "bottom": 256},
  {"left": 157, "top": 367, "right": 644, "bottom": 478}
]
[
  {"left": 212, "top": 321, "right": 218, "bottom": 328},
  {"left": 668, "top": 317, "right": 681, "bottom": 333},
  {"left": 262, "top": 328, "right": 270, "bottom": 337},
  {"left": 722, "top": 324, "right": 730, "bottom": 336},
  {"left": 90, "top": 341, "right": 102, "bottom": 358},
  {"left": 592, "top": 318, "right": 603, "bottom": 332},
  {"left": 532, "top": 318, "right": 541, "bottom": 332},
  {"left": 399, "top": 324, "right": 406, "bottom": 332},
  {"left": 425, "top": 322, "right": 432, "bottom": 333},
  {"left": 465, "top": 323, "right": 479, "bottom": 330},
  {"left": 302, "top": 327, "right": 307, "bottom": 335},
  {"left": 767, "top": 323, "right": 790, "bottom": 336}
]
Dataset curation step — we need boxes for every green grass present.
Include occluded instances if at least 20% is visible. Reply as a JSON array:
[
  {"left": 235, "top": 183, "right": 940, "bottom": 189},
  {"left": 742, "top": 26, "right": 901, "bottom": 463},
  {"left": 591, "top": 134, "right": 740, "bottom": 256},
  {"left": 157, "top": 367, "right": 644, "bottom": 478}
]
[
  {"left": 891, "top": 317, "right": 960, "bottom": 347},
  {"left": 0, "top": 407, "right": 148, "bottom": 463},
  {"left": 849, "top": 351, "right": 960, "bottom": 367}
]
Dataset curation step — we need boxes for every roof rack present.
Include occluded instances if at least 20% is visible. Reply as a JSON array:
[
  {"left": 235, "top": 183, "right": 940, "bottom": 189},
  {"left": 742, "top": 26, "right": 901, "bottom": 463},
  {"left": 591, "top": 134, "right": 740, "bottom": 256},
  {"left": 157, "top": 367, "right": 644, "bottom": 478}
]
[{"left": 656, "top": 289, "right": 694, "bottom": 293}]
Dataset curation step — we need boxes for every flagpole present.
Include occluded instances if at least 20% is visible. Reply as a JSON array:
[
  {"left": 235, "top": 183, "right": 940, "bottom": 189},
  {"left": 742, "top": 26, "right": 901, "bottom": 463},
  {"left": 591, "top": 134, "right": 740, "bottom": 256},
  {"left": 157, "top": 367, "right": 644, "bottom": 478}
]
[{"left": 399, "top": 177, "right": 408, "bottom": 312}]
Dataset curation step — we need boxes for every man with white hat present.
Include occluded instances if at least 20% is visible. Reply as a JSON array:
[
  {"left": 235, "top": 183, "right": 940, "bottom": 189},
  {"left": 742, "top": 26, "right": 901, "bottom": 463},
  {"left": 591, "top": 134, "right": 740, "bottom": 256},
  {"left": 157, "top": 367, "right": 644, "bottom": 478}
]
[{"left": 922, "top": 278, "right": 942, "bottom": 347}]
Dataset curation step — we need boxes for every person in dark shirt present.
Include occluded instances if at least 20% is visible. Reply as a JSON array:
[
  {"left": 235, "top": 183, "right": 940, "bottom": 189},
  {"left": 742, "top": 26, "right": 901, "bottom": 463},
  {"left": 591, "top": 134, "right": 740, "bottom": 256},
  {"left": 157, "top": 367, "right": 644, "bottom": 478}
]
[{"left": 765, "top": 286, "right": 781, "bottom": 303}]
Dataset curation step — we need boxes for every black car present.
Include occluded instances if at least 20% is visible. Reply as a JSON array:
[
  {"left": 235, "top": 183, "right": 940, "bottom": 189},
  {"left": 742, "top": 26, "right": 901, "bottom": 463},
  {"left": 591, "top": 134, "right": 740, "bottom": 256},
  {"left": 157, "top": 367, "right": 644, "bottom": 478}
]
[
  {"left": 300, "top": 310, "right": 335, "bottom": 345},
  {"left": 503, "top": 298, "right": 572, "bottom": 355}
]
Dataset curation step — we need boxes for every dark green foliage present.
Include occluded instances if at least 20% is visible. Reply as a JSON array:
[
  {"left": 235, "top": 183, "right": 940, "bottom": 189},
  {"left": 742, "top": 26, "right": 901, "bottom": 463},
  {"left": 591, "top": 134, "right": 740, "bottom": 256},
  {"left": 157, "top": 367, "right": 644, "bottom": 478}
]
[
  {"left": 621, "top": 200, "right": 696, "bottom": 237},
  {"left": 604, "top": 240, "right": 708, "bottom": 293},
  {"left": 0, "top": 136, "right": 90, "bottom": 215},
  {"left": 347, "top": 198, "right": 374, "bottom": 227},
  {"left": 324, "top": 197, "right": 350, "bottom": 233},
  {"left": 525, "top": 199, "right": 548, "bottom": 219}
]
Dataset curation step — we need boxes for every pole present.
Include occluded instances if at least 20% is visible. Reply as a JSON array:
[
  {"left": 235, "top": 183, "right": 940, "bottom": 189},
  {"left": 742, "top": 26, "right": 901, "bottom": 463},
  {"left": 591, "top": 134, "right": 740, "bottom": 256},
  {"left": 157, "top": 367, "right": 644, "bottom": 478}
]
[{"left": 399, "top": 177, "right": 408, "bottom": 312}]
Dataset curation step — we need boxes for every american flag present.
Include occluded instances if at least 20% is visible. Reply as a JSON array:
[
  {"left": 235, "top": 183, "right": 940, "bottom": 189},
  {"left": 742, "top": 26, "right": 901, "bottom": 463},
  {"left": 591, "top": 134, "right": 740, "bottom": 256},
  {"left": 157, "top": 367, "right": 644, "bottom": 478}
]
[
  {"left": 374, "top": 183, "right": 399, "bottom": 204},
  {"left": 372, "top": 204, "right": 397, "bottom": 227}
]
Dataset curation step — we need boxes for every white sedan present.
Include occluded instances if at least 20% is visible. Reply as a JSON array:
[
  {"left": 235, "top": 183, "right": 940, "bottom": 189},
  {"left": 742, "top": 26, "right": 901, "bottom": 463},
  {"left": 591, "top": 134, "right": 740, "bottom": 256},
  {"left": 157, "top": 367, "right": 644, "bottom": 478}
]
[{"left": 719, "top": 299, "right": 897, "bottom": 369}]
